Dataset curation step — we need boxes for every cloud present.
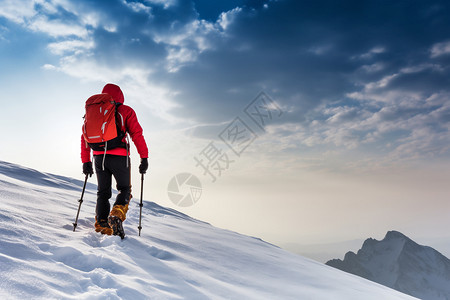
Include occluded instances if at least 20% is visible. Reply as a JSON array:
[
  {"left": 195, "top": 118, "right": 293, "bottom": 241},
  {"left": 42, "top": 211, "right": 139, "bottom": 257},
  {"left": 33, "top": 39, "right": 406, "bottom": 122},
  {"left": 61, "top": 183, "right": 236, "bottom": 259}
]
[
  {"left": 430, "top": 41, "right": 450, "bottom": 58},
  {"left": 28, "top": 15, "right": 88, "bottom": 37},
  {"left": 193, "top": 0, "right": 246, "bottom": 21},
  {"left": 163, "top": 0, "right": 450, "bottom": 165},
  {"left": 124, "top": 1, "right": 152, "bottom": 14},
  {"left": 0, "top": 0, "right": 35, "bottom": 24},
  {"left": 2, "top": 0, "right": 450, "bottom": 167},
  {"left": 0, "top": 25, "right": 9, "bottom": 41},
  {"left": 354, "top": 47, "right": 386, "bottom": 60},
  {"left": 47, "top": 39, "right": 94, "bottom": 55},
  {"left": 0, "top": 0, "right": 200, "bottom": 122},
  {"left": 217, "top": 7, "right": 242, "bottom": 30}
]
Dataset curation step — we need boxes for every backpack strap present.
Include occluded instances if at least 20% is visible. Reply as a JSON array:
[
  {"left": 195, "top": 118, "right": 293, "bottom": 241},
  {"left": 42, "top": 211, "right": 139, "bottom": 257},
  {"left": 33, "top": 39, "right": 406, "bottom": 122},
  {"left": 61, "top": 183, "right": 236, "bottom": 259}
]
[
  {"left": 115, "top": 102, "right": 130, "bottom": 169},
  {"left": 114, "top": 103, "right": 126, "bottom": 140}
]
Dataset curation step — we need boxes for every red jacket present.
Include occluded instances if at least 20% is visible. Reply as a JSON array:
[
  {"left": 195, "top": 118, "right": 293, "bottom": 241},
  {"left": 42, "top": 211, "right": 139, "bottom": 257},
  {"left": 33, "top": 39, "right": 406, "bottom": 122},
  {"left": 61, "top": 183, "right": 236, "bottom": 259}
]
[{"left": 81, "top": 84, "right": 148, "bottom": 163}]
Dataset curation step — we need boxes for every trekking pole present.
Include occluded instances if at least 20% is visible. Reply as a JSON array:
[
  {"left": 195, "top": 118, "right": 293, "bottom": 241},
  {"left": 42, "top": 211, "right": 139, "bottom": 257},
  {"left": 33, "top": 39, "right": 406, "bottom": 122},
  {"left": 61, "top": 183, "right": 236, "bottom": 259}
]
[
  {"left": 138, "top": 173, "right": 144, "bottom": 236},
  {"left": 73, "top": 174, "right": 89, "bottom": 232}
]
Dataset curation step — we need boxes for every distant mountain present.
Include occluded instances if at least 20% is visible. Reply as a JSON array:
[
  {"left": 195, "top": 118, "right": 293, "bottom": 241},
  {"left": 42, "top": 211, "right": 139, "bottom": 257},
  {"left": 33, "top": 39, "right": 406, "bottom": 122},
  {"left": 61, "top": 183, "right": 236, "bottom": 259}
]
[{"left": 326, "top": 231, "right": 450, "bottom": 300}]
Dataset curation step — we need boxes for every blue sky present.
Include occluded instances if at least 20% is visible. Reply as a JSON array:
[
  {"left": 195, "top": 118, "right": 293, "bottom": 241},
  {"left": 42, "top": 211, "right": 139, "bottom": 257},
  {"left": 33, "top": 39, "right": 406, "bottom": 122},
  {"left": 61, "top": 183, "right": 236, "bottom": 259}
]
[{"left": 1, "top": 0, "right": 450, "bottom": 250}]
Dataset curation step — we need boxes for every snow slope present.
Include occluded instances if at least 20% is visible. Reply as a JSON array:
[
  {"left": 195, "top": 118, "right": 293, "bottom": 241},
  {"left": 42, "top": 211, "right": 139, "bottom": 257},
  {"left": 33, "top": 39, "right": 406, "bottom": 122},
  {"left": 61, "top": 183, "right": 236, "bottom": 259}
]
[
  {"left": 0, "top": 161, "right": 417, "bottom": 299},
  {"left": 326, "top": 231, "right": 450, "bottom": 300}
]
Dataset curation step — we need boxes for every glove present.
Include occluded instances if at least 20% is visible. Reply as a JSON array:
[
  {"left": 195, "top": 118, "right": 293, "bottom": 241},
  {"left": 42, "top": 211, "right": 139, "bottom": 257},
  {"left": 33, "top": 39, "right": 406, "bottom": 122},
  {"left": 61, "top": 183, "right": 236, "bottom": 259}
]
[
  {"left": 83, "top": 162, "right": 94, "bottom": 177},
  {"left": 139, "top": 158, "right": 148, "bottom": 174}
]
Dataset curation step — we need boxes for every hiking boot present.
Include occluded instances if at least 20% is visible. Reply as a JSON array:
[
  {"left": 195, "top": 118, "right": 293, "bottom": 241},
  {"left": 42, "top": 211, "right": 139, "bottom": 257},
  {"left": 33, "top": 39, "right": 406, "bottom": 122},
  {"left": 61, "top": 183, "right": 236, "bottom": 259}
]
[
  {"left": 94, "top": 218, "right": 113, "bottom": 235},
  {"left": 109, "top": 204, "right": 128, "bottom": 222},
  {"left": 108, "top": 204, "right": 128, "bottom": 239},
  {"left": 109, "top": 215, "right": 125, "bottom": 239}
]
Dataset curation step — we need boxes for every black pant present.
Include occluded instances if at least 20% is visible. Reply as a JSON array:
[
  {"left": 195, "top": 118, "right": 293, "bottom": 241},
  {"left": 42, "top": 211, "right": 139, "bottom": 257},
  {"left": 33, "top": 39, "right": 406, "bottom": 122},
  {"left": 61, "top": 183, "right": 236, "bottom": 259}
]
[{"left": 94, "top": 155, "right": 131, "bottom": 220}]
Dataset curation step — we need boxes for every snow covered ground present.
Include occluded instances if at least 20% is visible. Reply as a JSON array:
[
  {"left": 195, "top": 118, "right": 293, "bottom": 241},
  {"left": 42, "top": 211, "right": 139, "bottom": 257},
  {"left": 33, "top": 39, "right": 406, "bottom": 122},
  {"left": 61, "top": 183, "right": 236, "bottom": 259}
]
[{"left": 0, "top": 161, "right": 418, "bottom": 299}]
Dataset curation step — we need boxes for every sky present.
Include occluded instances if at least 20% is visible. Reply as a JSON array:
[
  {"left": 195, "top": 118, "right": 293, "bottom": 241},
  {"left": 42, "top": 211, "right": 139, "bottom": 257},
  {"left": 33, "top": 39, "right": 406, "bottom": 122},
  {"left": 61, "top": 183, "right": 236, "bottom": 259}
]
[{"left": 1, "top": 0, "right": 450, "bottom": 254}]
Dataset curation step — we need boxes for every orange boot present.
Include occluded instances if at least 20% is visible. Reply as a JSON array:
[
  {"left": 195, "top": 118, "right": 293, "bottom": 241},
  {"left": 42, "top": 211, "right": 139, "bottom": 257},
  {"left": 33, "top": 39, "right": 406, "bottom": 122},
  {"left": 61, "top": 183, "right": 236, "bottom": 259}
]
[
  {"left": 108, "top": 204, "right": 128, "bottom": 239},
  {"left": 94, "top": 217, "right": 113, "bottom": 235},
  {"left": 109, "top": 204, "right": 128, "bottom": 221}
]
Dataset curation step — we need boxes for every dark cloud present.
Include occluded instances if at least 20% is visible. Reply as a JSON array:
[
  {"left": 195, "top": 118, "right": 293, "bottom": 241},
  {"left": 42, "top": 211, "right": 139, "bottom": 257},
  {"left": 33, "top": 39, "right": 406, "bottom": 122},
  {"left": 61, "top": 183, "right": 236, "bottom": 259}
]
[
  {"left": 34, "top": 2, "right": 78, "bottom": 23},
  {"left": 192, "top": 0, "right": 245, "bottom": 21},
  {"left": 153, "top": 0, "right": 450, "bottom": 155},
  {"left": 91, "top": 26, "right": 166, "bottom": 68},
  {"left": 385, "top": 67, "right": 450, "bottom": 93}
]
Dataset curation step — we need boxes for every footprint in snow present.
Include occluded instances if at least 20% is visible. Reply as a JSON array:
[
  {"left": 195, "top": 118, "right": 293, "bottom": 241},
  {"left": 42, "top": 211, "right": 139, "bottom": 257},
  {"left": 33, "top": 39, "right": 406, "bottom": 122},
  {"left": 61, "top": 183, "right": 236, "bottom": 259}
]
[
  {"left": 38, "top": 243, "right": 127, "bottom": 274},
  {"left": 146, "top": 246, "right": 176, "bottom": 261}
]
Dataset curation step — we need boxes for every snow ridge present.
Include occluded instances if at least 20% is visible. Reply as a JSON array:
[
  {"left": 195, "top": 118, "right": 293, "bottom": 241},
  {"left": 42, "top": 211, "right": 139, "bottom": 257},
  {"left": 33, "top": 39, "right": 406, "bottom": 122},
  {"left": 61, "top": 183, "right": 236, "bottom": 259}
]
[
  {"left": 327, "top": 231, "right": 450, "bottom": 300},
  {"left": 0, "top": 161, "right": 417, "bottom": 299}
]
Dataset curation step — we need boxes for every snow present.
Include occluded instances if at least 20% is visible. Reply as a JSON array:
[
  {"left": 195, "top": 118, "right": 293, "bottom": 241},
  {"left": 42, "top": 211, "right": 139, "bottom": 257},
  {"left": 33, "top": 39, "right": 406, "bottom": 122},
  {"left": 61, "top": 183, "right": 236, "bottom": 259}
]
[{"left": 0, "top": 161, "right": 417, "bottom": 299}]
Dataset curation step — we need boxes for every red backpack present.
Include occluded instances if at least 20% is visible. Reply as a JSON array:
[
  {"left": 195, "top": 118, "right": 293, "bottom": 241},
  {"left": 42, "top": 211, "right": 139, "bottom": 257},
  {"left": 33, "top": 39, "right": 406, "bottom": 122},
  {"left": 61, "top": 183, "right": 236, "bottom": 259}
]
[{"left": 82, "top": 93, "right": 126, "bottom": 151}]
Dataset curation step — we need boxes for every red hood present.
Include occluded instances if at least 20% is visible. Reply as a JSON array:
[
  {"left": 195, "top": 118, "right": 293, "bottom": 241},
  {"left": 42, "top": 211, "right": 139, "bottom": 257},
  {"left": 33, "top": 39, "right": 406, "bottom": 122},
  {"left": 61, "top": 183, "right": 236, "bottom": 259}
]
[{"left": 102, "top": 83, "right": 124, "bottom": 104}]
